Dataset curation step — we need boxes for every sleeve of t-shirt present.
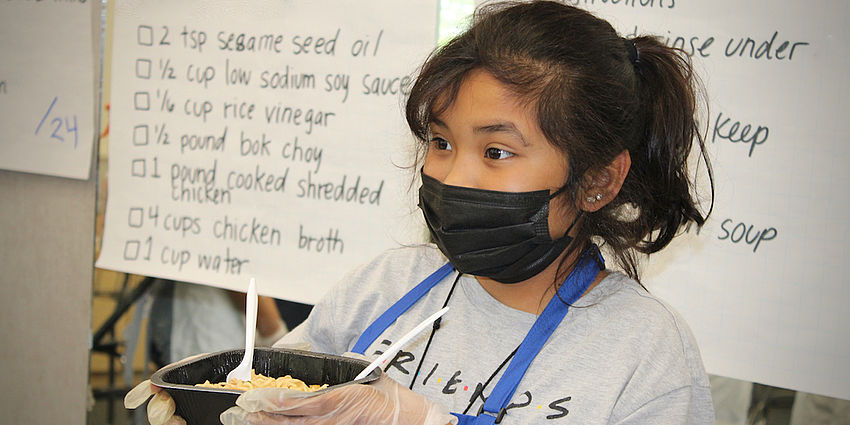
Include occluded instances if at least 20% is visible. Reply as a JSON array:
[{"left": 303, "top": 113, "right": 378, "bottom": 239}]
[
  {"left": 611, "top": 383, "right": 715, "bottom": 424},
  {"left": 605, "top": 284, "right": 716, "bottom": 424},
  {"left": 612, "top": 386, "right": 692, "bottom": 424}
]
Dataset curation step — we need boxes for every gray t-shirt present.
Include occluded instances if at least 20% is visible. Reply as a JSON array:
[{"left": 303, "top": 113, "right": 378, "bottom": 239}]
[{"left": 281, "top": 245, "right": 715, "bottom": 424}]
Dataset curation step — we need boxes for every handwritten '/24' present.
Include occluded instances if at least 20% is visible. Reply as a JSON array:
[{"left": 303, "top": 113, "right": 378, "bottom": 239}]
[{"left": 35, "top": 96, "right": 78, "bottom": 148}]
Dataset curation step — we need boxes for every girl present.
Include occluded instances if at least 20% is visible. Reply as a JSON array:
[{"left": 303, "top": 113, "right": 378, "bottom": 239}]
[{"left": 130, "top": 1, "right": 715, "bottom": 423}]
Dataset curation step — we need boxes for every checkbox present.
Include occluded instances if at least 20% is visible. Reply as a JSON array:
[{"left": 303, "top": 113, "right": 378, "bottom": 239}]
[
  {"left": 131, "top": 159, "right": 146, "bottom": 177},
  {"left": 128, "top": 207, "right": 144, "bottom": 227},
  {"left": 134, "top": 92, "right": 150, "bottom": 111},
  {"left": 136, "top": 59, "right": 152, "bottom": 79},
  {"left": 137, "top": 25, "right": 153, "bottom": 46},
  {"left": 133, "top": 125, "right": 149, "bottom": 146},
  {"left": 124, "top": 240, "right": 140, "bottom": 260}
]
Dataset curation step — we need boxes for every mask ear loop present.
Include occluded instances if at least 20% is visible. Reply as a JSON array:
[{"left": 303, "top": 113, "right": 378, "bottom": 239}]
[
  {"left": 547, "top": 181, "right": 583, "bottom": 239},
  {"left": 549, "top": 184, "right": 568, "bottom": 200},
  {"left": 560, "top": 211, "right": 583, "bottom": 241}
]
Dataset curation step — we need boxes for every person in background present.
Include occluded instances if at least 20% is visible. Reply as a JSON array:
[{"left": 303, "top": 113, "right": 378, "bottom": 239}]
[
  {"left": 148, "top": 281, "right": 288, "bottom": 368},
  {"left": 128, "top": 1, "right": 716, "bottom": 423}
]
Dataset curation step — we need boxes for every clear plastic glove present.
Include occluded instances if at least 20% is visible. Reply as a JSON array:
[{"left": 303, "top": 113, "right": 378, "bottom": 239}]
[
  {"left": 123, "top": 379, "right": 185, "bottom": 425},
  {"left": 123, "top": 351, "right": 213, "bottom": 425},
  {"left": 220, "top": 372, "right": 457, "bottom": 425}
]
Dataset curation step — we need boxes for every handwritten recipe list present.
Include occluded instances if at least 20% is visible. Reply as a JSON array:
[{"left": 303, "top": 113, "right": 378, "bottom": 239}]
[{"left": 97, "top": 0, "right": 439, "bottom": 302}]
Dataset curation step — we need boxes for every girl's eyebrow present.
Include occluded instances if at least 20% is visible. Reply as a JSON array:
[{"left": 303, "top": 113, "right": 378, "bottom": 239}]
[
  {"left": 429, "top": 118, "right": 529, "bottom": 147},
  {"left": 473, "top": 121, "right": 529, "bottom": 146},
  {"left": 430, "top": 117, "right": 448, "bottom": 129}
]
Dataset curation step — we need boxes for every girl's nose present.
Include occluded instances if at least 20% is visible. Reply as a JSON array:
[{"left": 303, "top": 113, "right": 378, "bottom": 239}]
[{"left": 441, "top": 158, "right": 479, "bottom": 189}]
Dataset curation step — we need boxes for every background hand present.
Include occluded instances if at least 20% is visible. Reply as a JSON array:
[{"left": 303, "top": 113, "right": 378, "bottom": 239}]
[
  {"left": 123, "top": 379, "right": 185, "bottom": 425},
  {"left": 123, "top": 352, "right": 210, "bottom": 425}
]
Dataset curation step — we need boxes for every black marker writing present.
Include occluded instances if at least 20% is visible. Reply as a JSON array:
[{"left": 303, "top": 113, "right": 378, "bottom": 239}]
[
  {"left": 212, "top": 215, "right": 282, "bottom": 247},
  {"left": 725, "top": 30, "right": 809, "bottom": 61},
  {"left": 258, "top": 65, "right": 315, "bottom": 90},
  {"left": 179, "top": 126, "right": 226, "bottom": 154},
  {"left": 718, "top": 218, "right": 778, "bottom": 253},
  {"left": 384, "top": 350, "right": 414, "bottom": 375},
  {"left": 225, "top": 58, "right": 252, "bottom": 86},
  {"left": 711, "top": 111, "right": 770, "bottom": 158},
  {"left": 217, "top": 30, "right": 285, "bottom": 53},
  {"left": 422, "top": 363, "right": 439, "bottom": 386},
  {"left": 441, "top": 371, "right": 463, "bottom": 394},
  {"left": 505, "top": 391, "right": 532, "bottom": 411},
  {"left": 546, "top": 396, "right": 571, "bottom": 419},
  {"left": 297, "top": 225, "right": 344, "bottom": 254}
]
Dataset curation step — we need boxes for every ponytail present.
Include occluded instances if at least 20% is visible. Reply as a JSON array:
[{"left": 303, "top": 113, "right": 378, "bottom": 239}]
[
  {"left": 593, "top": 36, "right": 714, "bottom": 279},
  {"left": 623, "top": 36, "right": 714, "bottom": 248}
]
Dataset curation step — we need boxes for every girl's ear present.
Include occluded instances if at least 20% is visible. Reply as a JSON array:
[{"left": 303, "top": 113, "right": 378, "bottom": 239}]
[{"left": 580, "top": 150, "right": 631, "bottom": 212}]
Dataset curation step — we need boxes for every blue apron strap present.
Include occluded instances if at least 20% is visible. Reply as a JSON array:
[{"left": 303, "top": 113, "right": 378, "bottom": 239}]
[
  {"left": 351, "top": 262, "right": 454, "bottom": 354},
  {"left": 475, "top": 246, "right": 603, "bottom": 423},
  {"left": 452, "top": 412, "right": 479, "bottom": 425},
  {"left": 350, "top": 246, "right": 604, "bottom": 424}
]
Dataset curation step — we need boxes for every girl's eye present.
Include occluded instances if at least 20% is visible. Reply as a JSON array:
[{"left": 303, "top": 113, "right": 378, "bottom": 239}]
[
  {"left": 431, "top": 137, "right": 452, "bottom": 151},
  {"left": 485, "top": 147, "right": 514, "bottom": 160}
]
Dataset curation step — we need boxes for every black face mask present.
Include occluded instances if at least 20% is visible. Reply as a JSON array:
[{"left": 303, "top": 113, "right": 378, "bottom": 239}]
[{"left": 418, "top": 171, "right": 576, "bottom": 283}]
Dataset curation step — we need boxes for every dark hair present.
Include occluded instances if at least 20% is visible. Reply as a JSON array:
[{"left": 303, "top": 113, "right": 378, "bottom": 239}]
[{"left": 406, "top": 0, "right": 714, "bottom": 282}]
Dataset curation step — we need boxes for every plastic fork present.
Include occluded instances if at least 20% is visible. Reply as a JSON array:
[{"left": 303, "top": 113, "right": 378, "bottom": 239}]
[{"left": 226, "top": 278, "right": 257, "bottom": 382}]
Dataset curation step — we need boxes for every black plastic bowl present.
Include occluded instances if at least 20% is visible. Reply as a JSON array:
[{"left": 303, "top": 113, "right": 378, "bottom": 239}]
[{"left": 149, "top": 347, "right": 381, "bottom": 425}]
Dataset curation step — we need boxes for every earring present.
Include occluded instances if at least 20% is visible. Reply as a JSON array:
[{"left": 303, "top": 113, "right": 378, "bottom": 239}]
[{"left": 586, "top": 193, "right": 603, "bottom": 203}]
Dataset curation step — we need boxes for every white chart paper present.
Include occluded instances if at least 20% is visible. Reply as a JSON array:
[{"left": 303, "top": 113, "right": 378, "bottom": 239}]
[
  {"left": 0, "top": 1, "right": 98, "bottom": 180},
  {"left": 97, "top": 0, "right": 439, "bottom": 303}
]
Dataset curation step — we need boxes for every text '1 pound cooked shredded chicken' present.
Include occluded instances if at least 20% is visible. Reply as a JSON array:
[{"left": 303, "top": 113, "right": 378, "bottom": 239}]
[{"left": 195, "top": 369, "right": 329, "bottom": 392}]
